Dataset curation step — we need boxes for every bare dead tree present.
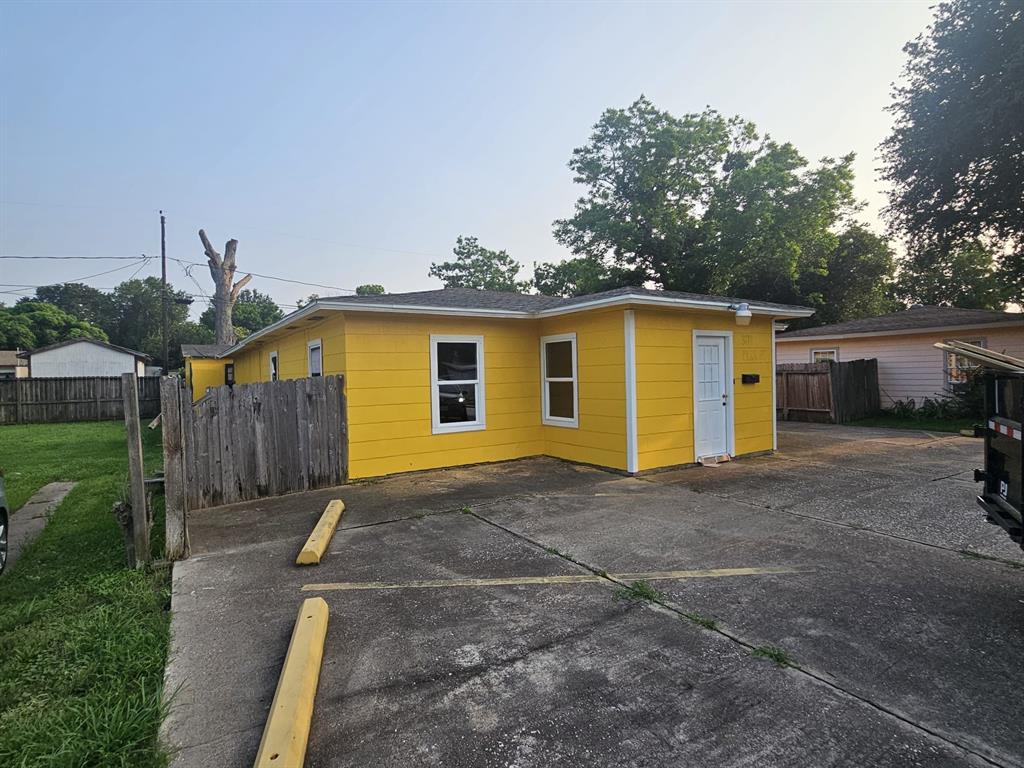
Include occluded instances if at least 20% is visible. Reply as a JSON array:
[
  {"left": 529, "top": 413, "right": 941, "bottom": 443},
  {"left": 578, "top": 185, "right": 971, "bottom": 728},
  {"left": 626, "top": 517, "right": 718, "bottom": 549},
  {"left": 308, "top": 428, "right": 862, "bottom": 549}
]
[{"left": 198, "top": 229, "right": 252, "bottom": 345}]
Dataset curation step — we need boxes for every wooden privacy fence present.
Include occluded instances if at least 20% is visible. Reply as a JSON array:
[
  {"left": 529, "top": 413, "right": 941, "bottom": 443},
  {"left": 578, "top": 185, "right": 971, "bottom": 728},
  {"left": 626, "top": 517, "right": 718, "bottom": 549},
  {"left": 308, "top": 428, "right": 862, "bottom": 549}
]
[
  {"left": 777, "top": 359, "right": 881, "bottom": 423},
  {"left": 160, "top": 375, "right": 348, "bottom": 558},
  {"left": 0, "top": 376, "right": 161, "bottom": 424}
]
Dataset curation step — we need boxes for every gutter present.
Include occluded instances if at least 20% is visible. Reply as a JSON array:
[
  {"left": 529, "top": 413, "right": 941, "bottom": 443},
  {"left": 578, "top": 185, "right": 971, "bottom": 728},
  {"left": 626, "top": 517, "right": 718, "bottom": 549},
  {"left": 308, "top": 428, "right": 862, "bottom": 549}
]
[{"left": 776, "top": 319, "right": 1024, "bottom": 344}]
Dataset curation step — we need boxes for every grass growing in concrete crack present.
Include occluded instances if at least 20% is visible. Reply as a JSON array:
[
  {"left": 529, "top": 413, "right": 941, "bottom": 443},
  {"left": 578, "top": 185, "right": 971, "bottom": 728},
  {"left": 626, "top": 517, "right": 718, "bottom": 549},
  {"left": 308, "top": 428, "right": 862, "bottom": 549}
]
[
  {"left": 751, "top": 644, "right": 794, "bottom": 667},
  {"left": 613, "top": 580, "right": 664, "bottom": 603},
  {"left": 683, "top": 612, "right": 718, "bottom": 630}
]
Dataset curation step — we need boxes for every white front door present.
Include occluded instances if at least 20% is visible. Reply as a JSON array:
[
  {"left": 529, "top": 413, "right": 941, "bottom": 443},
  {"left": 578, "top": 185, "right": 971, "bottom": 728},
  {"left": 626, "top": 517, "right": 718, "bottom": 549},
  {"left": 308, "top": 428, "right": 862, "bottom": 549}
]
[{"left": 694, "top": 335, "right": 729, "bottom": 459}]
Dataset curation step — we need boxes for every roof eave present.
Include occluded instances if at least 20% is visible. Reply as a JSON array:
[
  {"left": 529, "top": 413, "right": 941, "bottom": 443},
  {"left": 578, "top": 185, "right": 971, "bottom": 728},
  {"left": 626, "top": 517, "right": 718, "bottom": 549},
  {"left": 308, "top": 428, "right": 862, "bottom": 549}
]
[
  {"left": 776, "top": 319, "right": 1024, "bottom": 343},
  {"left": 222, "top": 292, "right": 814, "bottom": 356}
]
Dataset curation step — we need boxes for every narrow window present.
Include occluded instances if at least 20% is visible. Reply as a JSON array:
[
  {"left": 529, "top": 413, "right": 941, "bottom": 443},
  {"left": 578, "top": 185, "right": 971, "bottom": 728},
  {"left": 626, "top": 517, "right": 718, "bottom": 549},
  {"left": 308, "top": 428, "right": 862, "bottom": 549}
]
[
  {"left": 269, "top": 351, "right": 279, "bottom": 381},
  {"left": 224, "top": 363, "right": 235, "bottom": 386},
  {"left": 945, "top": 338, "right": 985, "bottom": 389},
  {"left": 431, "top": 335, "right": 485, "bottom": 433},
  {"left": 810, "top": 348, "right": 838, "bottom": 363},
  {"left": 541, "top": 333, "right": 578, "bottom": 427},
  {"left": 308, "top": 339, "right": 323, "bottom": 377}
]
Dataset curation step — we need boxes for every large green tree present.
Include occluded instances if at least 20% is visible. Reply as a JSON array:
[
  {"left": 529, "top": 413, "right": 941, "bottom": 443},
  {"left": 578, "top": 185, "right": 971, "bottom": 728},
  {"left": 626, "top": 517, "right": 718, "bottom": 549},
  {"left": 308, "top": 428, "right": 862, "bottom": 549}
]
[
  {"left": 200, "top": 289, "right": 282, "bottom": 338},
  {"left": 881, "top": 0, "right": 1024, "bottom": 306},
  {"left": 796, "top": 225, "right": 897, "bottom": 327},
  {"left": 892, "top": 241, "right": 1007, "bottom": 310},
  {"left": 107, "top": 277, "right": 192, "bottom": 366},
  {"left": 355, "top": 284, "right": 385, "bottom": 296},
  {"left": 544, "top": 96, "right": 888, "bottom": 318},
  {"left": 429, "top": 236, "right": 528, "bottom": 292},
  {"left": 0, "top": 301, "right": 107, "bottom": 349},
  {"left": 32, "top": 283, "right": 114, "bottom": 327}
]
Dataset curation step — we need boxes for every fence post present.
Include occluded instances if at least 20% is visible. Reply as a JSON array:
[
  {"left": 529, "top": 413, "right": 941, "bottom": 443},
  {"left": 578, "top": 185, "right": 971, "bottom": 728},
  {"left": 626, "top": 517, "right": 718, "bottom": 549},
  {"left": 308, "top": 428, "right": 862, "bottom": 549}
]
[
  {"left": 122, "top": 373, "right": 151, "bottom": 567},
  {"left": 160, "top": 377, "right": 189, "bottom": 561}
]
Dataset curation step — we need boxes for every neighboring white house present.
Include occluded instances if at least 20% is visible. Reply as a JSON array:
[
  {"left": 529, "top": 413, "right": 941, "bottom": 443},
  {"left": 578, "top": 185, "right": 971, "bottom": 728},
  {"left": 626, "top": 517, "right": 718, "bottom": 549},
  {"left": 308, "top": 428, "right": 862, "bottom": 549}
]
[
  {"left": 19, "top": 339, "right": 151, "bottom": 378},
  {"left": 776, "top": 305, "right": 1024, "bottom": 406}
]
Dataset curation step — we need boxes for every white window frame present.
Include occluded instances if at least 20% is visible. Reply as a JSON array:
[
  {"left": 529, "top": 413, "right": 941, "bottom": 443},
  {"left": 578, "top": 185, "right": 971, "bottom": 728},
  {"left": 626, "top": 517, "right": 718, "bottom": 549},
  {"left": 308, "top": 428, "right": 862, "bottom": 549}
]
[
  {"left": 810, "top": 348, "right": 838, "bottom": 363},
  {"left": 307, "top": 338, "right": 323, "bottom": 377},
  {"left": 944, "top": 337, "right": 985, "bottom": 387},
  {"left": 430, "top": 334, "right": 486, "bottom": 434},
  {"left": 269, "top": 350, "right": 279, "bottom": 381},
  {"left": 541, "top": 333, "right": 579, "bottom": 428}
]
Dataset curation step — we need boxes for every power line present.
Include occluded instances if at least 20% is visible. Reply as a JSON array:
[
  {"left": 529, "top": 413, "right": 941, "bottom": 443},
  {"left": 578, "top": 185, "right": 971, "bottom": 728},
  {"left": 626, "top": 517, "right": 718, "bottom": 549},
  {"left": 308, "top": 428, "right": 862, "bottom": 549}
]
[
  {"left": 167, "top": 256, "right": 355, "bottom": 294},
  {"left": 0, "top": 254, "right": 145, "bottom": 260}
]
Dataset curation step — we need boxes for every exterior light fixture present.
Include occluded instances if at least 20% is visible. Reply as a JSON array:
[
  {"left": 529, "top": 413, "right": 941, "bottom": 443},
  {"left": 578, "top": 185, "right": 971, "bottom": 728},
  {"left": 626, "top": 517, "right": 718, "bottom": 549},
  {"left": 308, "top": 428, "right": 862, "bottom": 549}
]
[{"left": 732, "top": 303, "right": 752, "bottom": 326}]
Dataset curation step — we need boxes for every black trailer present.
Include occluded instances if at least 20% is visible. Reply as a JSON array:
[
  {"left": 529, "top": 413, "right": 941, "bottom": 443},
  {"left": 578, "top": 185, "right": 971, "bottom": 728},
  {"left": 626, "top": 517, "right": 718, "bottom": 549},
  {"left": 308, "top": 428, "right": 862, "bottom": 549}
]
[{"left": 936, "top": 341, "right": 1024, "bottom": 549}]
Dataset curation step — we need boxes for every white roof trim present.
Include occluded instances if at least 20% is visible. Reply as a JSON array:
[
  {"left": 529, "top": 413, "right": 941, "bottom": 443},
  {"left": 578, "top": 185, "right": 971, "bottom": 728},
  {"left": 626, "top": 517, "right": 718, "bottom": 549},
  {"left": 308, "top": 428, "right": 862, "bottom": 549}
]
[
  {"left": 218, "top": 292, "right": 814, "bottom": 358},
  {"left": 776, "top": 319, "right": 1024, "bottom": 344}
]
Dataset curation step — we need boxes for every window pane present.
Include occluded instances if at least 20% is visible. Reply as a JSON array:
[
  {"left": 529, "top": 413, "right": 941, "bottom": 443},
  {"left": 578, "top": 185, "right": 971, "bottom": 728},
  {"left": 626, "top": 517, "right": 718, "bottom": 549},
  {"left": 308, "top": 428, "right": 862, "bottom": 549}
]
[
  {"left": 545, "top": 340, "right": 573, "bottom": 379},
  {"left": 438, "top": 383, "right": 477, "bottom": 423},
  {"left": 437, "top": 342, "right": 477, "bottom": 381},
  {"left": 548, "top": 381, "right": 574, "bottom": 419},
  {"left": 309, "top": 346, "right": 322, "bottom": 376},
  {"left": 812, "top": 350, "right": 835, "bottom": 363}
]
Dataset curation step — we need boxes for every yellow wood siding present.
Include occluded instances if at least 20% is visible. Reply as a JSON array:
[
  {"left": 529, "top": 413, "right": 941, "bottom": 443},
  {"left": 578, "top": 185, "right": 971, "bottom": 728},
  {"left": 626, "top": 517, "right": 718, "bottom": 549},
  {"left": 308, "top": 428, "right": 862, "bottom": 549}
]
[
  {"left": 344, "top": 313, "right": 543, "bottom": 478},
  {"left": 539, "top": 309, "right": 627, "bottom": 471},
  {"left": 186, "top": 357, "right": 231, "bottom": 402},
  {"left": 215, "top": 302, "right": 777, "bottom": 480},
  {"left": 232, "top": 313, "right": 346, "bottom": 385},
  {"left": 635, "top": 309, "right": 774, "bottom": 470}
]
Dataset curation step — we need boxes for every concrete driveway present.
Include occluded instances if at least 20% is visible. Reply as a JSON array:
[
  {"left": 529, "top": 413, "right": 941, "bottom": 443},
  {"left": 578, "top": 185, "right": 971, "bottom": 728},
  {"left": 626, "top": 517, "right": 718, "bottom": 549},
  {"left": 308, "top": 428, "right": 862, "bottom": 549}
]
[{"left": 164, "top": 423, "right": 1024, "bottom": 767}]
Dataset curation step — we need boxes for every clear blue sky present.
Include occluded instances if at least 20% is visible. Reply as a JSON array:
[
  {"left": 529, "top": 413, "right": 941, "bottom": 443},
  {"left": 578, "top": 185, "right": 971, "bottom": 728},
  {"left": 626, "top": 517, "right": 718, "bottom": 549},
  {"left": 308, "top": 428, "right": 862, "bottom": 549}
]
[{"left": 0, "top": 1, "right": 935, "bottom": 312}]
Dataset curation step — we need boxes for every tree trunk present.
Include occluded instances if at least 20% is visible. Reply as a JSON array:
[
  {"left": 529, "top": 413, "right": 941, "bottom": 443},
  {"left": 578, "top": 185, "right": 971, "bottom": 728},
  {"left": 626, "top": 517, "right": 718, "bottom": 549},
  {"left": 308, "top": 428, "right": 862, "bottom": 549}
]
[{"left": 199, "top": 230, "right": 252, "bottom": 346}]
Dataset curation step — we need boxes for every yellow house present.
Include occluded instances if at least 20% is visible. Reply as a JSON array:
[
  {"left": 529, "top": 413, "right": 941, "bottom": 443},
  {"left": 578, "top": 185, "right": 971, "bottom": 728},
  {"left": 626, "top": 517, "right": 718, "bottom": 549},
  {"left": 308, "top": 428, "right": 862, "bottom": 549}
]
[
  {"left": 181, "top": 344, "right": 234, "bottom": 402},
  {"left": 185, "top": 287, "right": 812, "bottom": 480}
]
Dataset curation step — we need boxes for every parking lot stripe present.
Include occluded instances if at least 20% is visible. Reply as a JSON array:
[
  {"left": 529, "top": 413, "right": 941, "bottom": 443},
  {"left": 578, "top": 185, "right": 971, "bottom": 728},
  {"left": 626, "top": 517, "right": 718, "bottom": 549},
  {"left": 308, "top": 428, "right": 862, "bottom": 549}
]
[
  {"left": 296, "top": 500, "right": 345, "bottom": 566},
  {"left": 300, "top": 566, "right": 803, "bottom": 592},
  {"left": 253, "top": 597, "right": 329, "bottom": 768}
]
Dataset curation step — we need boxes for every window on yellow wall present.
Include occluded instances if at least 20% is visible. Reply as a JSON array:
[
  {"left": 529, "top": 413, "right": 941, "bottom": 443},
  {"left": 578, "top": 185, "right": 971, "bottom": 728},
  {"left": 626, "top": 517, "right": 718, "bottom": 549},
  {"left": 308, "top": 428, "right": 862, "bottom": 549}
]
[
  {"left": 308, "top": 339, "right": 322, "bottom": 377},
  {"left": 269, "top": 351, "right": 279, "bottom": 381},
  {"left": 541, "top": 334, "right": 578, "bottom": 427},
  {"left": 430, "top": 335, "right": 485, "bottom": 434}
]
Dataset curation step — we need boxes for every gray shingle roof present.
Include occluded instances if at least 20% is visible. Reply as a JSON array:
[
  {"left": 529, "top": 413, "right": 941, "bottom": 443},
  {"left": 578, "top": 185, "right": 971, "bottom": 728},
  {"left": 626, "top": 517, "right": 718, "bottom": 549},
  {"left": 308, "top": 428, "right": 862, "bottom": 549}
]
[
  {"left": 317, "top": 286, "right": 811, "bottom": 315},
  {"left": 19, "top": 338, "right": 151, "bottom": 360},
  {"left": 181, "top": 343, "right": 233, "bottom": 359},
  {"left": 777, "top": 305, "right": 1024, "bottom": 340}
]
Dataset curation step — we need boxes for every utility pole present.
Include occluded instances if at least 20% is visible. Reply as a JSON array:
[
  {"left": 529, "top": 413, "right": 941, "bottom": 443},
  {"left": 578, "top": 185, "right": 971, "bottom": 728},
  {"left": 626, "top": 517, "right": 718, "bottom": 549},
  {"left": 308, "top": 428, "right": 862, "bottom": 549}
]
[{"left": 160, "top": 210, "right": 168, "bottom": 374}]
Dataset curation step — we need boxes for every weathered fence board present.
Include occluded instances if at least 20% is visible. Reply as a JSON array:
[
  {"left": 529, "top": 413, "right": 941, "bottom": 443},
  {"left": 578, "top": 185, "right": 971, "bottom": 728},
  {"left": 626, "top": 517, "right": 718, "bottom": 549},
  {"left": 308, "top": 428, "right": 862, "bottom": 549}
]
[
  {"left": 162, "top": 375, "right": 347, "bottom": 516},
  {"left": 0, "top": 376, "right": 161, "bottom": 424},
  {"left": 776, "top": 359, "right": 880, "bottom": 423}
]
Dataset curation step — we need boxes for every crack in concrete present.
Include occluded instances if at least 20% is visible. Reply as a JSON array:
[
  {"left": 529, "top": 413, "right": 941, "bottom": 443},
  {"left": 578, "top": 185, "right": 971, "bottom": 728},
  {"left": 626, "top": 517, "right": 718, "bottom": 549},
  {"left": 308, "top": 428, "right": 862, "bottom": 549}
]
[{"left": 465, "top": 506, "right": 1018, "bottom": 768}]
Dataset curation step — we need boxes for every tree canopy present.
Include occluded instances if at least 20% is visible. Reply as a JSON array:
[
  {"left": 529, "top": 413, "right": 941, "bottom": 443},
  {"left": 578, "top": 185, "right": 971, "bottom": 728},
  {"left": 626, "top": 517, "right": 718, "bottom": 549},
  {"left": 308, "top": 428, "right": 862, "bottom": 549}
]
[
  {"left": 881, "top": 0, "right": 1023, "bottom": 306},
  {"left": 355, "top": 284, "right": 385, "bottom": 296},
  {"left": 429, "top": 236, "right": 528, "bottom": 292},
  {"left": 0, "top": 301, "right": 108, "bottom": 350},
  {"left": 892, "top": 241, "right": 1007, "bottom": 310},
  {"left": 200, "top": 289, "right": 282, "bottom": 338},
  {"left": 539, "top": 96, "right": 890, "bottom": 325}
]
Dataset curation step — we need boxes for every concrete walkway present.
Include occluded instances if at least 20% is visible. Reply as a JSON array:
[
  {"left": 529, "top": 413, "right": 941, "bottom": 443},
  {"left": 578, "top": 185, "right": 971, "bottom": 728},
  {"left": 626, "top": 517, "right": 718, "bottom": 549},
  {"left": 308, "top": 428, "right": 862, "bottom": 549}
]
[{"left": 4, "top": 481, "right": 75, "bottom": 572}]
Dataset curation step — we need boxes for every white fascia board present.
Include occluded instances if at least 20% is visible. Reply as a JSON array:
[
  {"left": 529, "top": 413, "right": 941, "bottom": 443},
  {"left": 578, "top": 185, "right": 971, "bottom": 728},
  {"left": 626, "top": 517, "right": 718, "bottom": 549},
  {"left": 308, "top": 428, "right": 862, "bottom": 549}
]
[
  {"left": 775, "top": 320, "right": 1024, "bottom": 344},
  {"left": 535, "top": 294, "right": 815, "bottom": 319}
]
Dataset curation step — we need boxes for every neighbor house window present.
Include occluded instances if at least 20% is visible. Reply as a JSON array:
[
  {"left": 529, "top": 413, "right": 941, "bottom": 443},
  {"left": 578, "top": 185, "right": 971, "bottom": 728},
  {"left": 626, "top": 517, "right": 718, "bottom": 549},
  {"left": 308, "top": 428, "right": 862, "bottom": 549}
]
[
  {"left": 430, "top": 335, "right": 485, "bottom": 433},
  {"left": 541, "top": 333, "right": 578, "bottom": 427},
  {"left": 811, "top": 348, "right": 838, "bottom": 363},
  {"left": 946, "top": 338, "right": 985, "bottom": 388},
  {"left": 224, "top": 363, "right": 235, "bottom": 386},
  {"left": 307, "top": 339, "right": 323, "bottom": 377},
  {"left": 269, "top": 351, "right": 279, "bottom": 381}
]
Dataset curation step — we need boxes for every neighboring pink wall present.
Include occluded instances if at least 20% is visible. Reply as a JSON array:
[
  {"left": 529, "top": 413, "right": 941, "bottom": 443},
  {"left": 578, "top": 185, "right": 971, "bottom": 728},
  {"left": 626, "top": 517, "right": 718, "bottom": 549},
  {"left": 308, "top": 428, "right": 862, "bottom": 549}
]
[{"left": 776, "top": 325, "right": 1024, "bottom": 406}]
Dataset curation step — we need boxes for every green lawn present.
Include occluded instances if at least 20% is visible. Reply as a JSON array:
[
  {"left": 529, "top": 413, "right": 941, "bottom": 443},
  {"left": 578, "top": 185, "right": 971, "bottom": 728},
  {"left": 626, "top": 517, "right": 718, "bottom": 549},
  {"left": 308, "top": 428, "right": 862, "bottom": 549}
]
[
  {"left": 848, "top": 415, "right": 978, "bottom": 434},
  {"left": 0, "top": 421, "right": 170, "bottom": 768}
]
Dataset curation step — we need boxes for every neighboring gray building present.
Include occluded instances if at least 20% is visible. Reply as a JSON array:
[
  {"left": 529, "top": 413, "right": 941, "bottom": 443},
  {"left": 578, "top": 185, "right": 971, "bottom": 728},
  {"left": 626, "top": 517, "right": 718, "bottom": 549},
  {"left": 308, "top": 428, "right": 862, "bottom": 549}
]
[{"left": 19, "top": 339, "right": 151, "bottom": 378}]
